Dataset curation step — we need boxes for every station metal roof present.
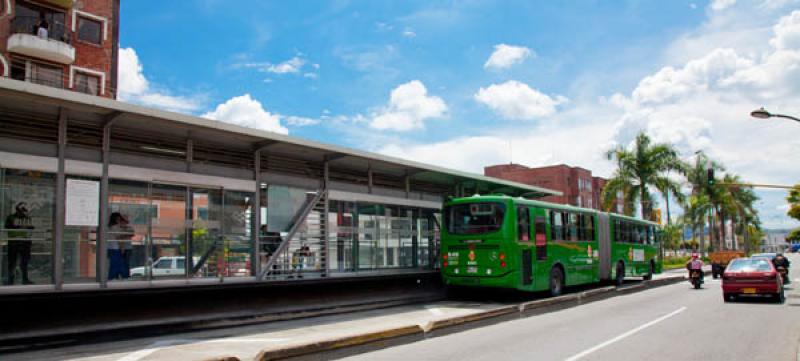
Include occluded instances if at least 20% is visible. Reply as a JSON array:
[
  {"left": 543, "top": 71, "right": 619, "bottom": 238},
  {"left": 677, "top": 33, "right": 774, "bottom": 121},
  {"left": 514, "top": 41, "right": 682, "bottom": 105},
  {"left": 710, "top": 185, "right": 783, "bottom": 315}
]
[{"left": 0, "top": 78, "right": 561, "bottom": 198}]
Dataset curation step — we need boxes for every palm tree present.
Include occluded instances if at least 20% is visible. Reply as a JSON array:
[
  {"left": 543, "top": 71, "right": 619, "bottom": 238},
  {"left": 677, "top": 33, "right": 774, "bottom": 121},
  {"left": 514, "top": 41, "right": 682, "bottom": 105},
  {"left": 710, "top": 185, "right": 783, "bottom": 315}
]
[
  {"left": 682, "top": 193, "right": 712, "bottom": 252},
  {"left": 684, "top": 152, "right": 724, "bottom": 251},
  {"left": 602, "top": 132, "right": 687, "bottom": 221},
  {"left": 724, "top": 174, "right": 759, "bottom": 254}
]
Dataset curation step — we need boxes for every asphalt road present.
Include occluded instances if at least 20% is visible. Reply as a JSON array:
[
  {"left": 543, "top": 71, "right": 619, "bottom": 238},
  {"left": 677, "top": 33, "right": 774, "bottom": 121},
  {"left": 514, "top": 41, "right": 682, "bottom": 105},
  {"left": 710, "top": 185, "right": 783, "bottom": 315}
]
[{"left": 343, "top": 254, "right": 800, "bottom": 361}]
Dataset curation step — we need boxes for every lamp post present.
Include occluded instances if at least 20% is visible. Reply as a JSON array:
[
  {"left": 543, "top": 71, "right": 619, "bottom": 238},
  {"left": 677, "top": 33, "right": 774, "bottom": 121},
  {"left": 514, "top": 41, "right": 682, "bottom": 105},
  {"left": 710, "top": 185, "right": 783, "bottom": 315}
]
[{"left": 751, "top": 107, "right": 800, "bottom": 123}]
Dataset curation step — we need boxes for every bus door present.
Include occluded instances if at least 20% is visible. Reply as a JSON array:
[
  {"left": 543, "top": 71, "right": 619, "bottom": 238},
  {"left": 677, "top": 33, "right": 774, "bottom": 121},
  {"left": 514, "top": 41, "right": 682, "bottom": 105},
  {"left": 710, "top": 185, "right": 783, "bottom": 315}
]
[
  {"left": 517, "top": 206, "right": 532, "bottom": 286},
  {"left": 533, "top": 210, "right": 548, "bottom": 262}
]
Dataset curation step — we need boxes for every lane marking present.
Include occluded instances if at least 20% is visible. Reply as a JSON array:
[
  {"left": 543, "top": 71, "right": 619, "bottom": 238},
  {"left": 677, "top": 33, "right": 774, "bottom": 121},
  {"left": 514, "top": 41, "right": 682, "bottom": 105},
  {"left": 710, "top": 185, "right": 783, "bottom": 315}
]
[{"left": 564, "top": 307, "right": 687, "bottom": 361}]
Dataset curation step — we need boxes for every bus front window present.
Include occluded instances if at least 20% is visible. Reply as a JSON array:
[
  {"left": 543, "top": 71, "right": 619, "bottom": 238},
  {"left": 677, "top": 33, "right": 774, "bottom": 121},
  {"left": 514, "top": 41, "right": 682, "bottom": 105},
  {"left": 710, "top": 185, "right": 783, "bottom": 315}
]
[{"left": 445, "top": 202, "right": 506, "bottom": 235}]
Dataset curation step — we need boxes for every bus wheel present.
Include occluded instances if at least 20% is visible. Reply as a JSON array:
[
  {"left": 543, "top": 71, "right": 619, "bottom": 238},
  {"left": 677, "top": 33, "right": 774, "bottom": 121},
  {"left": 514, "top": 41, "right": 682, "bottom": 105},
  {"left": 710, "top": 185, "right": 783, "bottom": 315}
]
[
  {"left": 615, "top": 262, "right": 625, "bottom": 286},
  {"left": 643, "top": 261, "right": 654, "bottom": 281},
  {"left": 549, "top": 267, "right": 564, "bottom": 297}
]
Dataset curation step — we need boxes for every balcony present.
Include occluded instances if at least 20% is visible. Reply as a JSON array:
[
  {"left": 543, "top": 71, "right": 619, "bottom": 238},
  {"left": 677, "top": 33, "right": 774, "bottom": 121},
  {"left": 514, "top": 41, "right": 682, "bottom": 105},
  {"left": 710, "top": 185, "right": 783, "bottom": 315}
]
[{"left": 7, "top": 16, "right": 75, "bottom": 64}]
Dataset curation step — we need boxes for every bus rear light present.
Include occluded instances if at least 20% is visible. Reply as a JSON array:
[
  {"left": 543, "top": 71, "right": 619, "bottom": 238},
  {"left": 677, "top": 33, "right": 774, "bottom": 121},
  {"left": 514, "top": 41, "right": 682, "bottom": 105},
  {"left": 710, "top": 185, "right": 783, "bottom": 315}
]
[
  {"left": 499, "top": 253, "right": 506, "bottom": 261},
  {"left": 501, "top": 261, "right": 507, "bottom": 268},
  {"left": 443, "top": 254, "right": 448, "bottom": 260},
  {"left": 443, "top": 261, "right": 448, "bottom": 267}
]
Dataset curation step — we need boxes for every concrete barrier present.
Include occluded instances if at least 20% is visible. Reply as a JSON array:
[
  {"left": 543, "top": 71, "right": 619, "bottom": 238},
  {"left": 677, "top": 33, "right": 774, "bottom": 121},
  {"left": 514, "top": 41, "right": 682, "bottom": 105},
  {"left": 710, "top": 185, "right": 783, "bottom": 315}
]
[
  {"left": 518, "top": 293, "right": 580, "bottom": 315},
  {"left": 577, "top": 286, "right": 616, "bottom": 304},
  {"left": 254, "top": 325, "right": 425, "bottom": 361},
  {"left": 423, "top": 305, "right": 519, "bottom": 337}
]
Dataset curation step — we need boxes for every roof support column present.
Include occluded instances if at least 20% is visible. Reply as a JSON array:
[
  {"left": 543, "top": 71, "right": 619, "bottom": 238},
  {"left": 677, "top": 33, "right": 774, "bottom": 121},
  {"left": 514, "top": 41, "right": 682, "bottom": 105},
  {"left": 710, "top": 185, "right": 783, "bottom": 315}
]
[
  {"left": 98, "top": 112, "right": 122, "bottom": 288},
  {"left": 253, "top": 150, "right": 261, "bottom": 279},
  {"left": 322, "top": 160, "right": 330, "bottom": 277},
  {"left": 404, "top": 172, "right": 410, "bottom": 199},
  {"left": 53, "top": 108, "right": 67, "bottom": 290}
]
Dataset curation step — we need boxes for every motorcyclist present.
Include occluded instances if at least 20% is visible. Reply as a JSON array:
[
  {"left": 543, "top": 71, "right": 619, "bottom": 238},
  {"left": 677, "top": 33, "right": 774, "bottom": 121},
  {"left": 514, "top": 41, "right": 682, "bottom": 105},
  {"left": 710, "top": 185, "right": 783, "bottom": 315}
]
[
  {"left": 686, "top": 253, "right": 704, "bottom": 284},
  {"left": 773, "top": 253, "right": 790, "bottom": 283},
  {"left": 773, "top": 253, "right": 790, "bottom": 269}
]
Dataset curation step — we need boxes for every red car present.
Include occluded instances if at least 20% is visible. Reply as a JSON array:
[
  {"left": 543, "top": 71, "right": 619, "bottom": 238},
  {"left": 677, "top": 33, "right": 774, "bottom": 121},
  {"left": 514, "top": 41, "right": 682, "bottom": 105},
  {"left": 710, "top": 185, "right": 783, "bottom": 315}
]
[{"left": 722, "top": 257, "right": 785, "bottom": 303}]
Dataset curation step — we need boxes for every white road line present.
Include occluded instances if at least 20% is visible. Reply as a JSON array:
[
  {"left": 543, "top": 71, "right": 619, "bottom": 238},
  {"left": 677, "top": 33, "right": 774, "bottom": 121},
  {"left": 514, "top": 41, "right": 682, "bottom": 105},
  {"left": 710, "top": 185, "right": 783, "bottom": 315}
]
[{"left": 564, "top": 307, "right": 687, "bottom": 361}]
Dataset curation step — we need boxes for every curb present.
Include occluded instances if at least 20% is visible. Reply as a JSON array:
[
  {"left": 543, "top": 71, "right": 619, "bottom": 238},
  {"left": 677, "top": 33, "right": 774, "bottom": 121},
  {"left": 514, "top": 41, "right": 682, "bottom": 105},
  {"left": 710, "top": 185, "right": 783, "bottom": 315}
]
[
  {"left": 249, "top": 275, "right": 690, "bottom": 360},
  {"left": 255, "top": 325, "right": 424, "bottom": 361}
]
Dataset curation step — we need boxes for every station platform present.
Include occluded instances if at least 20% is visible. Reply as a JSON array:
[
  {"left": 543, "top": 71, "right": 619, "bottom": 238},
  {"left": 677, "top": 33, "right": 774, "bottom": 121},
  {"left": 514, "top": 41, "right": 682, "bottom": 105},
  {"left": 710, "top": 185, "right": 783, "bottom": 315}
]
[{"left": 0, "top": 270, "right": 442, "bottom": 352}]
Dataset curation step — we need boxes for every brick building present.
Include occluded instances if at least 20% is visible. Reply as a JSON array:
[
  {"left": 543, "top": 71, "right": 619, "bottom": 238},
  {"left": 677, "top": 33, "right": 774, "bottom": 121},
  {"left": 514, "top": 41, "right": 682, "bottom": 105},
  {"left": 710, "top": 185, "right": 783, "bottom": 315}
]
[
  {"left": 0, "top": 0, "right": 119, "bottom": 98},
  {"left": 485, "top": 163, "right": 623, "bottom": 213}
]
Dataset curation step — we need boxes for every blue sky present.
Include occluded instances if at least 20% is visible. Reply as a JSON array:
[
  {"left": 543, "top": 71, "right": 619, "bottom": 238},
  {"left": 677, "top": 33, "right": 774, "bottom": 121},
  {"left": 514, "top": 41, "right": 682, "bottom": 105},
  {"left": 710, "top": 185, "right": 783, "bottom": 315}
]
[{"left": 118, "top": 1, "right": 800, "bottom": 230}]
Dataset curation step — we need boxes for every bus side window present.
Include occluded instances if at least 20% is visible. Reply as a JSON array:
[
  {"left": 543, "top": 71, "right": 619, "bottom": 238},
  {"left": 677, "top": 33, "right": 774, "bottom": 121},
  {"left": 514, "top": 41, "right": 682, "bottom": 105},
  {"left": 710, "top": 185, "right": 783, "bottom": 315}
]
[
  {"left": 585, "top": 214, "right": 595, "bottom": 241},
  {"left": 517, "top": 207, "right": 530, "bottom": 242},
  {"left": 568, "top": 213, "right": 578, "bottom": 242},
  {"left": 534, "top": 216, "right": 547, "bottom": 260},
  {"left": 550, "top": 210, "right": 563, "bottom": 241}
]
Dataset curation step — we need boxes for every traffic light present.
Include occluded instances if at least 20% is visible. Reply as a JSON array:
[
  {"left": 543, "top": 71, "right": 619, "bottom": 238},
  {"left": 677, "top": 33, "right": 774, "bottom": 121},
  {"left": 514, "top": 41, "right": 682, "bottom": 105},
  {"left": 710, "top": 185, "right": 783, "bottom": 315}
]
[{"left": 707, "top": 168, "right": 715, "bottom": 187}]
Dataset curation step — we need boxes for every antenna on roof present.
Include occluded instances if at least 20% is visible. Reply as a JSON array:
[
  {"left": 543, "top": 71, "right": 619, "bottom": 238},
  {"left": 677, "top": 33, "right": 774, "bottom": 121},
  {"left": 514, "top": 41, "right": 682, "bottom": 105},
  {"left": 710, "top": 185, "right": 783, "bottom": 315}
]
[{"left": 508, "top": 140, "right": 513, "bottom": 165}]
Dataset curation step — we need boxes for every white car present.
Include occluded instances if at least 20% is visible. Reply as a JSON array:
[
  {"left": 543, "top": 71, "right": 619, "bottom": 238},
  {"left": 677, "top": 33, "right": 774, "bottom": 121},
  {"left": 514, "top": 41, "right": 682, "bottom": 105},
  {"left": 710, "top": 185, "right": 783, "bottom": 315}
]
[{"left": 130, "top": 256, "right": 199, "bottom": 278}]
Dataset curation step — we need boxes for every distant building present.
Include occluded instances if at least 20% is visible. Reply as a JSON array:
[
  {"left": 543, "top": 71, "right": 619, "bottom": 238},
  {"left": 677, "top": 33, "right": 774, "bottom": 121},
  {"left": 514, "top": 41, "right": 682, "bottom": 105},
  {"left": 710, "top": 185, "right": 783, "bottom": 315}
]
[
  {"left": 0, "top": 0, "right": 119, "bottom": 98},
  {"left": 484, "top": 163, "right": 623, "bottom": 212}
]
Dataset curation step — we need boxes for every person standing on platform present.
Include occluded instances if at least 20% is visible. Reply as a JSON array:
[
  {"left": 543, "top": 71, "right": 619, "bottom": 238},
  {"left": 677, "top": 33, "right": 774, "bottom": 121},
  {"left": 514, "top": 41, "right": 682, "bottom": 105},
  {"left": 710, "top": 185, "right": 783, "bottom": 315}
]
[
  {"left": 5, "top": 202, "right": 34, "bottom": 285},
  {"left": 107, "top": 212, "right": 134, "bottom": 280}
]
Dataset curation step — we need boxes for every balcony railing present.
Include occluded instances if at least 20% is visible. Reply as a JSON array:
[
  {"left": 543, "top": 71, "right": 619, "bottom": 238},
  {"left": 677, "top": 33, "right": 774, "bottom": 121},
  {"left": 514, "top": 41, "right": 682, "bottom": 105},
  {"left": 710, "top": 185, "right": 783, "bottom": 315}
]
[{"left": 10, "top": 16, "right": 72, "bottom": 44}]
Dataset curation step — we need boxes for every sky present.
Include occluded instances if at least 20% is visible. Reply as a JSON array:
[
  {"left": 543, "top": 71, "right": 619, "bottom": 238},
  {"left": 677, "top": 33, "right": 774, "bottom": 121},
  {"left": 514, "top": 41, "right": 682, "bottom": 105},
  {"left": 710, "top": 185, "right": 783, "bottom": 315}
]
[{"left": 118, "top": 0, "right": 800, "bottom": 230}]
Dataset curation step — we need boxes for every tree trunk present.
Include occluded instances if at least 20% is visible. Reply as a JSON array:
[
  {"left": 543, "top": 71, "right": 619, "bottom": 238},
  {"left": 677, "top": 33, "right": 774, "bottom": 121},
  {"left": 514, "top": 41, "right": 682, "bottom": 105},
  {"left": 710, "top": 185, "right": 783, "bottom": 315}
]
[
  {"left": 640, "top": 186, "right": 648, "bottom": 221},
  {"left": 719, "top": 209, "right": 727, "bottom": 251},
  {"left": 665, "top": 191, "right": 671, "bottom": 225}
]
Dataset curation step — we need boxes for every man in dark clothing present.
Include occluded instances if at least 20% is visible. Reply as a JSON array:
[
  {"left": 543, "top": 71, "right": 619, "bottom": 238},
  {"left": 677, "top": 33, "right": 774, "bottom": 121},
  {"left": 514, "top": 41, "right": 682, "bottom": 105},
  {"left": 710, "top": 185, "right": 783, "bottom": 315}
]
[
  {"left": 5, "top": 202, "right": 34, "bottom": 285},
  {"left": 773, "top": 253, "right": 791, "bottom": 269}
]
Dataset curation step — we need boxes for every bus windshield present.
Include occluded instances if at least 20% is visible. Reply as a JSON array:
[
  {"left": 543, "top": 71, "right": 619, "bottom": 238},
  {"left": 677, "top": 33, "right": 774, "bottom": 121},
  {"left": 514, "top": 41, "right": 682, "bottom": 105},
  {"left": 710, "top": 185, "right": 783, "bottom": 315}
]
[{"left": 445, "top": 202, "right": 506, "bottom": 235}]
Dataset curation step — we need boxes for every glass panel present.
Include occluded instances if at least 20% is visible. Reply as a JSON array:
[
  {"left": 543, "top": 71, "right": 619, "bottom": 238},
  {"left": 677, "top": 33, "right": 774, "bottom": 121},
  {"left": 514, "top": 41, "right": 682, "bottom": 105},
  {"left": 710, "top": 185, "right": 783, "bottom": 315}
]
[
  {"left": 150, "top": 184, "right": 186, "bottom": 279},
  {"left": 388, "top": 206, "right": 413, "bottom": 268},
  {"left": 328, "top": 200, "right": 355, "bottom": 273},
  {"left": 358, "top": 204, "right": 379, "bottom": 270},
  {"left": 418, "top": 209, "right": 439, "bottom": 268},
  {"left": 222, "top": 190, "right": 253, "bottom": 278},
  {"left": 444, "top": 202, "right": 506, "bottom": 235},
  {"left": 63, "top": 177, "right": 98, "bottom": 284},
  {"left": 77, "top": 16, "right": 101, "bottom": 44},
  {"left": 109, "top": 180, "right": 151, "bottom": 280},
  {"left": 30, "top": 62, "right": 63, "bottom": 89},
  {"left": 1, "top": 169, "right": 54, "bottom": 286},
  {"left": 75, "top": 73, "right": 100, "bottom": 96},
  {"left": 190, "top": 188, "right": 222, "bottom": 279}
]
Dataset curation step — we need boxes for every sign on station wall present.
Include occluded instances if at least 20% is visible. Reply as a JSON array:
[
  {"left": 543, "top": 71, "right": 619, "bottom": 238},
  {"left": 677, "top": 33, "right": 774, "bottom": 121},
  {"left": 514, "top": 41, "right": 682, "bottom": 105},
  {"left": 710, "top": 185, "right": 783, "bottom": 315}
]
[{"left": 66, "top": 179, "right": 100, "bottom": 226}]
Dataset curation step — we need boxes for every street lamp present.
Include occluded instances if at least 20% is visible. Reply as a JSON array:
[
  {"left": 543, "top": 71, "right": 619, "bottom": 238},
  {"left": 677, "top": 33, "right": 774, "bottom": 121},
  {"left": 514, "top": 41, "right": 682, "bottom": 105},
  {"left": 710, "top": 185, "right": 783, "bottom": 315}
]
[{"left": 750, "top": 107, "right": 800, "bottom": 122}]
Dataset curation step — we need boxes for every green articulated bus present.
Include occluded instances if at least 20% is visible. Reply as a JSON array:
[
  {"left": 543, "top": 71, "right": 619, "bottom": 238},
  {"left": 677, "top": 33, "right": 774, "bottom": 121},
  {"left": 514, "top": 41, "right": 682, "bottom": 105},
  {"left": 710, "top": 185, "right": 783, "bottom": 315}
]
[{"left": 441, "top": 195, "right": 662, "bottom": 296}]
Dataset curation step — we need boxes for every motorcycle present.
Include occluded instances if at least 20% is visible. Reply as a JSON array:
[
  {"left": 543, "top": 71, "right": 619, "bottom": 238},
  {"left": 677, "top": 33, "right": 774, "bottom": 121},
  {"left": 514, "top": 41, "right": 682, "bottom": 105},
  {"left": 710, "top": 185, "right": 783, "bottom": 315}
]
[
  {"left": 689, "top": 269, "right": 703, "bottom": 289},
  {"left": 776, "top": 266, "right": 789, "bottom": 285}
]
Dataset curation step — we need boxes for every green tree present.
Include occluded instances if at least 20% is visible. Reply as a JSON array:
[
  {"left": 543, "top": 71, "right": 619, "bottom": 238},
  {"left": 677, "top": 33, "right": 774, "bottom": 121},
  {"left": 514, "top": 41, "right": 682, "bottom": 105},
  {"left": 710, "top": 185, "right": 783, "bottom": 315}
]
[
  {"left": 682, "top": 193, "right": 712, "bottom": 252},
  {"left": 684, "top": 152, "right": 724, "bottom": 251},
  {"left": 787, "top": 184, "right": 800, "bottom": 242},
  {"left": 602, "top": 132, "right": 687, "bottom": 221}
]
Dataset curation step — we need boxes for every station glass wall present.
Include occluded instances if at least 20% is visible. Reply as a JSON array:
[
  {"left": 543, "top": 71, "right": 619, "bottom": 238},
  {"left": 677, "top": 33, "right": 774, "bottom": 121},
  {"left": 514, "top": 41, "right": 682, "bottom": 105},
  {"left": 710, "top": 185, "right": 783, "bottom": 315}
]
[
  {"left": 0, "top": 166, "right": 440, "bottom": 288},
  {"left": 0, "top": 169, "right": 55, "bottom": 286}
]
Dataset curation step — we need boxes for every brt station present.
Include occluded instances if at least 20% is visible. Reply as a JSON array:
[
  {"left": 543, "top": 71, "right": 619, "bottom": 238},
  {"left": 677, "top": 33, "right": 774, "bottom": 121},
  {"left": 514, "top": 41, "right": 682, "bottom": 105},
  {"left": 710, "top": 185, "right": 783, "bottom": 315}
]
[{"left": 0, "top": 78, "right": 561, "bottom": 297}]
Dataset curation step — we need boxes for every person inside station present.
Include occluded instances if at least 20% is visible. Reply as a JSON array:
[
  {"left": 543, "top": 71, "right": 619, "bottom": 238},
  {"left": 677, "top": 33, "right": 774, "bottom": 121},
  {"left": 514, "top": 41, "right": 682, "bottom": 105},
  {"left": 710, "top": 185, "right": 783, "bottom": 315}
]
[
  {"left": 5, "top": 202, "right": 35, "bottom": 285},
  {"left": 35, "top": 12, "right": 49, "bottom": 39},
  {"left": 107, "top": 212, "right": 134, "bottom": 280}
]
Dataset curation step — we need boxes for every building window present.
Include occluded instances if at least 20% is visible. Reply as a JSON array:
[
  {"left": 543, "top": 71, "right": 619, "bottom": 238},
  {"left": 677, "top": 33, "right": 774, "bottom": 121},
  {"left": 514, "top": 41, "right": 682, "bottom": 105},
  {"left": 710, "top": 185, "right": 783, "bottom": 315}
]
[
  {"left": 12, "top": 1, "right": 68, "bottom": 43},
  {"left": 74, "top": 72, "right": 100, "bottom": 95},
  {"left": 77, "top": 16, "right": 102, "bottom": 44},
  {"left": 11, "top": 58, "right": 63, "bottom": 88}
]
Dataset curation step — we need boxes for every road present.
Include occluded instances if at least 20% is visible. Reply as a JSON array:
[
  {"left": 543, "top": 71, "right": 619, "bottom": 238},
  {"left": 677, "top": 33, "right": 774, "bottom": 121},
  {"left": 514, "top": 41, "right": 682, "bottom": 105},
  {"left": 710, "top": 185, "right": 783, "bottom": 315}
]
[{"left": 343, "top": 254, "right": 800, "bottom": 361}]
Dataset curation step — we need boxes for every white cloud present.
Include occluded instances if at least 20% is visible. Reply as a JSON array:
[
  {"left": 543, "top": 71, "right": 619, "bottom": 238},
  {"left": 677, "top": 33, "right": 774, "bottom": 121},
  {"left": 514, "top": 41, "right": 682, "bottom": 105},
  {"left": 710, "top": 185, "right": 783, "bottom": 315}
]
[
  {"left": 370, "top": 80, "right": 448, "bottom": 131},
  {"left": 770, "top": 10, "right": 800, "bottom": 50},
  {"left": 265, "top": 56, "right": 305, "bottom": 74},
  {"left": 474, "top": 80, "right": 567, "bottom": 120},
  {"left": 484, "top": 44, "right": 534, "bottom": 70},
  {"left": 710, "top": 0, "right": 736, "bottom": 11},
  {"left": 117, "top": 47, "right": 201, "bottom": 113},
  {"left": 303, "top": 72, "right": 318, "bottom": 79},
  {"left": 403, "top": 28, "right": 417, "bottom": 38},
  {"left": 609, "top": 9, "right": 800, "bottom": 228},
  {"left": 201, "top": 94, "right": 288, "bottom": 135},
  {"left": 285, "top": 116, "right": 320, "bottom": 126}
]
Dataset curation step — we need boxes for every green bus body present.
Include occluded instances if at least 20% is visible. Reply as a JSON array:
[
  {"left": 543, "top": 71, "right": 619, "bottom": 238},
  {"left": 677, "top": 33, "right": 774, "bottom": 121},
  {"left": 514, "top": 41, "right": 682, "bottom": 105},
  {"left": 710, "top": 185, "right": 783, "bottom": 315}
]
[{"left": 441, "top": 195, "right": 662, "bottom": 292}]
